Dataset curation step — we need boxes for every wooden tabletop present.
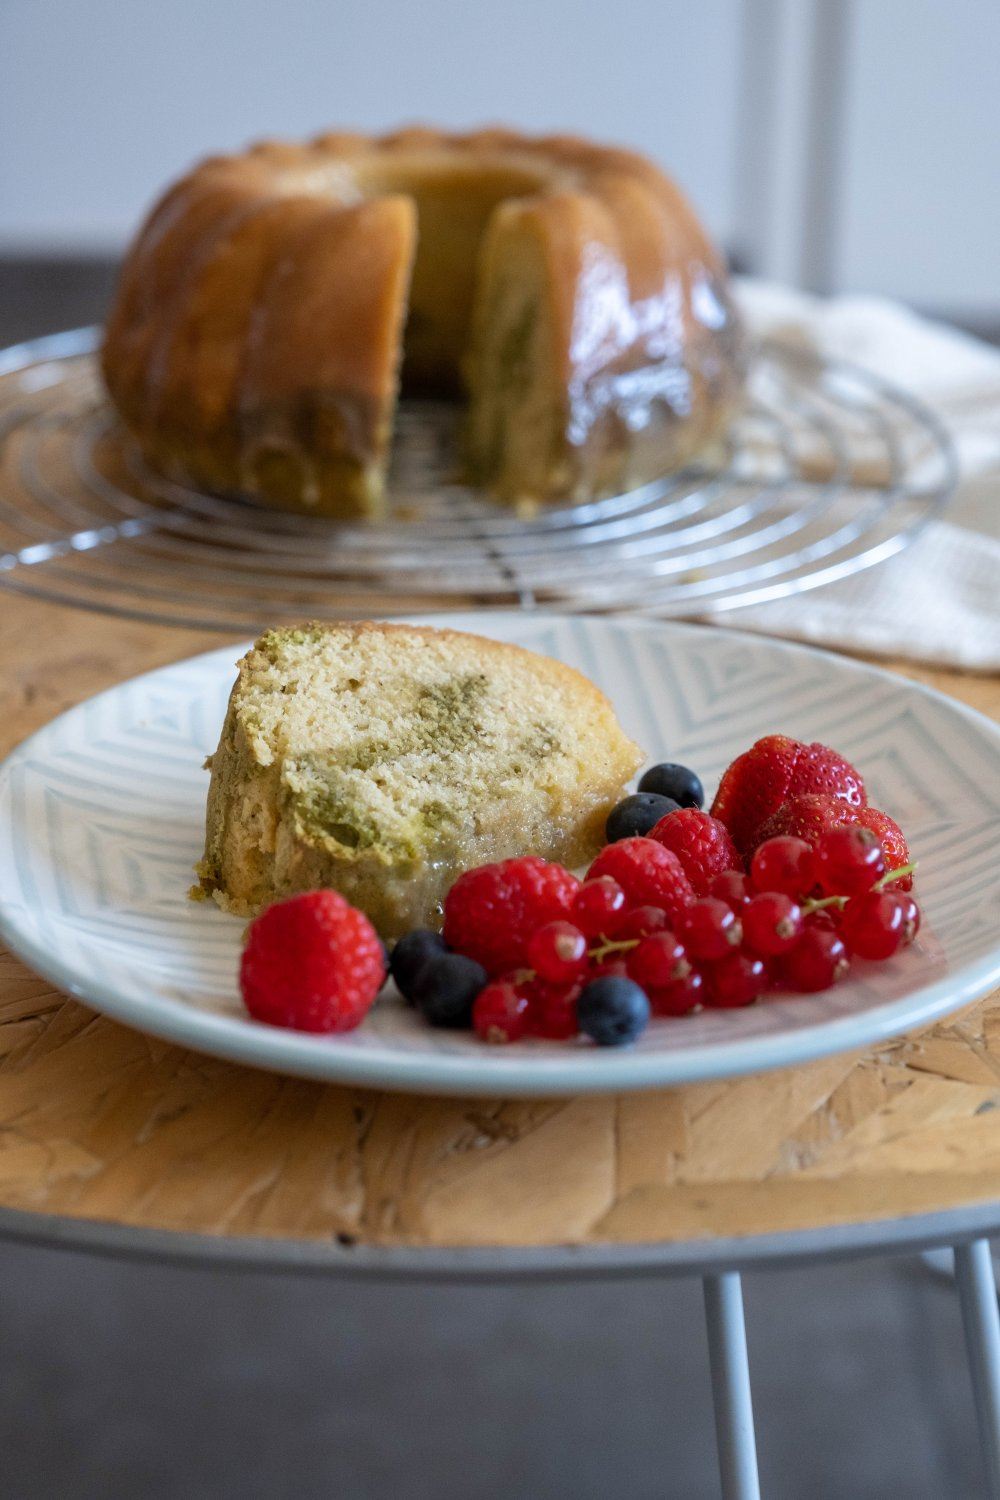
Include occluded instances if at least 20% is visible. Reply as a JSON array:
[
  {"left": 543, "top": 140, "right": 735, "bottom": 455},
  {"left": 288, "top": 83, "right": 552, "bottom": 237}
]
[{"left": 1, "top": 592, "right": 999, "bottom": 1261}]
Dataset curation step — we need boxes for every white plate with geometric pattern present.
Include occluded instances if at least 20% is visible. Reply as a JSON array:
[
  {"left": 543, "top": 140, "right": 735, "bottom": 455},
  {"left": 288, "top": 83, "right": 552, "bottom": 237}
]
[{"left": 1, "top": 612, "right": 998, "bottom": 1097}]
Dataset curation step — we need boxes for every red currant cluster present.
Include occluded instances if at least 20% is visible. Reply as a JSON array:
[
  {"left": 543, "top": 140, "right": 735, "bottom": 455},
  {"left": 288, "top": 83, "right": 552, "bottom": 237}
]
[{"left": 463, "top": 825, "right": 919, "bottom": 1044}]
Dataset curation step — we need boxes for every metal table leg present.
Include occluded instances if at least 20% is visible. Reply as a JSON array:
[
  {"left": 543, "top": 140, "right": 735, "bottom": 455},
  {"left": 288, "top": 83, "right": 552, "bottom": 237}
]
[
  {"left": 703, "top": 1272, "right": 762, "bottom": 1500},
  {"left": 955, "top": 1239, "right": 1000, "bottom": 1500}
]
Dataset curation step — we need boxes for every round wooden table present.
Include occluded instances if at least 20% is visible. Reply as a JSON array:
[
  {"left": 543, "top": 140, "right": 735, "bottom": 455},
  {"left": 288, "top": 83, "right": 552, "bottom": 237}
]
[{"left": 2, "top": 593, "right": 1000, "bottom": 1498}]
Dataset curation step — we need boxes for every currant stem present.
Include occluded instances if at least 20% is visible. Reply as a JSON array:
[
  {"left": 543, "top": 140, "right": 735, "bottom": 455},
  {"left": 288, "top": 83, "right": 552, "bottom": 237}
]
[{"left": 875, "top": 861, "right": 917, "bottom": 890}]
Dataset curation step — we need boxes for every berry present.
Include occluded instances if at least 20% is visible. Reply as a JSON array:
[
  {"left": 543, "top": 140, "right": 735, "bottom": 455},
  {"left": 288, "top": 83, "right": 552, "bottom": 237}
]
[
  {"left": 473, "top": 982, "right": 532, "bottom": 1043},
  {"left": 587, "top": 838, "right": 694, "bottom": 923},
  {"left": 526, "top": 921, "right": 588, "bottom": 983},
  {"left": 611, "top": 905, "right": 673, "bottom": 941},
  {"left": 855, "top": 809, "right": 913, "bottom": 889},
  {"left": 742, "top": 892, "right": 803, "bottom": 956},
  {"left": 573, "top": 877, "right": 627, "bottom": 938},
  {"left": 780, "top": 927, "right": 849, "bottom": 992},
  {"left": 627, "top": 931, "right": 689, "bottom": 990},
  {"left": 750, "top": 836, "right": 816, "bottom": 898},
  {"left": 577, "top": 977, "right": 651, "bottom": 1047},
  {"left": 752, "top": 796, "right": 912, "bottom": 890},
  {"left": 711, "top": 735, "right": 866, "bottom": 857},
  {"left": 814, "top": 825, "right": 885, "bottom": 897},
  {"left": 648, "top": 808, "right": 742, "bottom": 897},
  {"left": 649, "top": 967, "right": 705, "bottom": 1017},
  {"left": 897, "top": 893, "right": 921, "bottom": 943},
  {"left": 443, "top": 857, "right": 580, "bottom": 974},
  {"left": 841, "top": 891, "right": 912, "bottom": 960},
  {"left": 411, "top": 952, "right": 488, "bottom": 1028},
  {"left": 390, "top": 928, "right": 446, "bottom": 1000},
  {"left": 240, "top": 890, "right": 386, "bottom": 1034},
  {"left": 586, "top": 957, "right": 630, "bottom": 984},
  {"left": 638, "top": 762, "right": 705, "bottom": 809},
  {"left": 710, "top": 870, "right": 753, "bottom": 910},
  {"left": 529, "top": 979, "right": 582, "bottom": 1040},
  {"left": 680, "top": 897, "right": 742, "bottom": 961},
  {"left": 706, "top": 951, "right": 767, "bottom": 1008},
  {"left": 606, "top": 792, "right": 680, "bottom": 842}
]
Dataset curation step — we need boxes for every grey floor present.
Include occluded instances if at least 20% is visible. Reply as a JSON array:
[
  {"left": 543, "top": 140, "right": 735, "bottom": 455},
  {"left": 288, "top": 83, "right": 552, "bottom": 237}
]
[
  {"left": 0, "top": 261, "right": 994, "bottom": 1499},
  {"left": 0, "top": 1238, "right": 988, "bottom": 1498}
]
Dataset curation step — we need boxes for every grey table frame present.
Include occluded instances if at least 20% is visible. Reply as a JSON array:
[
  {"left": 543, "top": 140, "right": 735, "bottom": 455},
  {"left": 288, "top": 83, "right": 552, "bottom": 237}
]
[{"left": 2, "top": 1200, "right": 999, "bottom": 1498}]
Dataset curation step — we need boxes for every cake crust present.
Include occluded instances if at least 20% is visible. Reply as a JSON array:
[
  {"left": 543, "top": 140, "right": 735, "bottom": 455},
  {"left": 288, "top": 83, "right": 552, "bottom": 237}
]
[
  {"left": 103, "top": 126, "right": 743, "bottom": 516},
  {"left": 196, "top": 620, "right": 644, "bottom": 936}
]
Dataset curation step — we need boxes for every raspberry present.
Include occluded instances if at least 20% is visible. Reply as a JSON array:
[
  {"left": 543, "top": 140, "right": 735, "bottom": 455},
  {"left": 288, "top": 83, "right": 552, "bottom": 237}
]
[
  {"left": 587, "top": 838, "right": 694, "bottom": 923},
  {"left": 711, "top": 735, "right": 866, "bottom": 858},
  {"left": 473, "top": 982, "right": 532, "bottom": 1043},
  {"left": 240, "top": 890, "right": 386, "bottom": 1033},
  {"left": 443, "top": 857, "right": 580, "bottom": 974},
  {"left": 751, "top": 796, "right": 912, "bottom": 890},
  {"left": 648, "top": 808, "right": 742, "bottom": 897}
]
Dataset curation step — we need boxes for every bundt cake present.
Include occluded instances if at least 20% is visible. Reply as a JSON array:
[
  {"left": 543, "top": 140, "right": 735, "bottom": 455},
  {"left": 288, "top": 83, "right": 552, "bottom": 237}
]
[
  {"left": 103, "top": 127, "right": 743, "bottom": 517},
  {"left": 195, "top": 621, "right": 643, "bottom": 935}
]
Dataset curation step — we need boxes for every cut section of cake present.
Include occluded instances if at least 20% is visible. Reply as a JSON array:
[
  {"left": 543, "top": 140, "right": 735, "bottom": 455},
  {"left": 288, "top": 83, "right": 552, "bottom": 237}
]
[{"left": 196, "top": 621, "right": 644, "bottom": 936}]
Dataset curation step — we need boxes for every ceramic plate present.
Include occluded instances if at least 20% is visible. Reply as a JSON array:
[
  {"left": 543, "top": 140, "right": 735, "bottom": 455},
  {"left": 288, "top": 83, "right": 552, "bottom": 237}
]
[{"left": 1, "top": 613, "right": 998, "bottom": 1097}]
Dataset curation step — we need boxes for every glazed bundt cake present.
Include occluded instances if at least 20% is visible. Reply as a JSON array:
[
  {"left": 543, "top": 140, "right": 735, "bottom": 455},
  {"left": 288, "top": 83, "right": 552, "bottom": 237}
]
[
  {"left": 103, "top": 127, "right": 743, "bottom": 517},
  {"left": 195, "top": 621, "right": 643, "bottom": 935}
]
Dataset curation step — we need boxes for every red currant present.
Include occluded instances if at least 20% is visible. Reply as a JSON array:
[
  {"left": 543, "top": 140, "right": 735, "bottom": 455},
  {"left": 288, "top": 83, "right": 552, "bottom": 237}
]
[
  {"left": 528, "top": 979, "right": 581, "bottom": 1039},
  {"left": 526, "top": 921, "right": 588, "bottom": 983},
  {"left": 627, "top": 931, "right": 689, "bottom": 990},
  {"left": 586, "top": 957, "right": 629, "bottom": 983},
  {"left": 742, "top": 892, "right": 803, "bottom": 956},
  {"left": 649, "top": 967, "right": 704, "bottom": 1017},
  {"left": 841, "top": 891, "right": 912, "bottom": 960},
  {"left": 679, "top": 897, "right": 742, "bottom": 961},
  {"left": 573, "top": 876, "right": 627, "bottom": 937},
  {"left": 780, "top": 927, "right": 849, "bottom": 992},
  {"left": 710, "top": 870, "right": 753, "bottom": 910},
  {"left": 896, "top": 893, "right": 921, "bottom": 943},
  {"left": 705, "top": 951, "right": 767, "bottom": 1008},
  {"left": 814, "top": 825, "right": 886, "bottom": 897},
  {"left": 750, "top": 836, "right": 816, "bottom": 898},
  {"left": 612, "top": 905, "right": 672, "bottom": 941},
  {"left": 472, "top": 982, "right": 531, "bottom": 1043}
]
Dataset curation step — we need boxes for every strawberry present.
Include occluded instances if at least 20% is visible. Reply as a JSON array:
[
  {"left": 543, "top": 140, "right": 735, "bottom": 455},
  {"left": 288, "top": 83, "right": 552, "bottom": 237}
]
[
  {"left": 710, "top": 735, "right": 866, "bottom": 857},
  {"left": 751, "top": 794, "right": 912, "bottom": 889}
]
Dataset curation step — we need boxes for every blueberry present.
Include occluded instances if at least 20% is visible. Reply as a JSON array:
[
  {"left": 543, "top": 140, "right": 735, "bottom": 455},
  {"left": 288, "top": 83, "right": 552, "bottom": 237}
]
[
  {"left": 577, "top": 976, "right": 651, "bottom": 1047},
  {"left": 390, "top": 929, "right": 446, "bottom": 1001},
  {"left": 638, "top": 762, "right": 704, "bottom": 809},
  {"left": 411, "top": 952, "right": 488, "bottom": 1029},
  {"left": 606, "top": 792, "right": 680, "bottom": 842}
]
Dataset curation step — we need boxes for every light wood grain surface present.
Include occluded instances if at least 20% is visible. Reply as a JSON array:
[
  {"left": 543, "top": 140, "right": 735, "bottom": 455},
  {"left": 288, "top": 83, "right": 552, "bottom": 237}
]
[{"left": 1, "top": 592, "right": 998, "bottom": 1252}]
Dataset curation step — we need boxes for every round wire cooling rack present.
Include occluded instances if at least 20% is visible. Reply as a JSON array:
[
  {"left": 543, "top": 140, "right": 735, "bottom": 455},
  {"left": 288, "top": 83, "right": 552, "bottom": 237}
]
[{"left": 0, "top": 327, "right": 957, "bottom": 633}]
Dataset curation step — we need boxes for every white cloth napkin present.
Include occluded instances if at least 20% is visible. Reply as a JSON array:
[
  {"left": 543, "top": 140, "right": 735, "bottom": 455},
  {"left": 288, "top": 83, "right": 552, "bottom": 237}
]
[{"left": 701, "top": 280, "right": 1000, "bottom": 671}]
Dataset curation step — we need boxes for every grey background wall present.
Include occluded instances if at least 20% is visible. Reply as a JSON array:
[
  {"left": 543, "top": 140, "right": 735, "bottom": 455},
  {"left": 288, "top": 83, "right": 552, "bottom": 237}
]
[{"left": 2, "top": 0, "right": 999, "bottom": 322}]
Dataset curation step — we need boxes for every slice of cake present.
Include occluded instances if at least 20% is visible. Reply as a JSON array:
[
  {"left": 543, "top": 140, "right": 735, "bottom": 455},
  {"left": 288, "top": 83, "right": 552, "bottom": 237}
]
[{"left": 196, "top": 622, "right": 643, "bottom": 936}]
